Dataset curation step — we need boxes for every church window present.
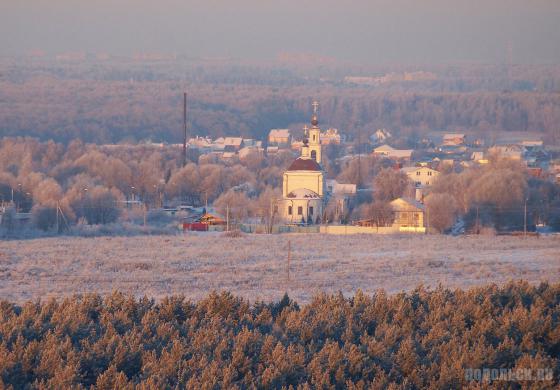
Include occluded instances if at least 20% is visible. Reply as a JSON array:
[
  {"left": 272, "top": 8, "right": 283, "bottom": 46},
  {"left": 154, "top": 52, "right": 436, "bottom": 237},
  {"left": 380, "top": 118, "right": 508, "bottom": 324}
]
[
  {"left": 313, "top": 134, "right": 316, "bottom": 141},
  {"left": 297, "top": 206, "right": 303, "bottom": 215},
  {"left": 309, "top": 206, "right": 314, "bottom": 216},
  {"left": 311, "top": 150, "right": 317, "bottom": 161},
  {"left": 288, "top": 206, "right": 293, "bottom": 215},
  {"left": 416, "top": 171, "right": 421, "bottom": 176}
]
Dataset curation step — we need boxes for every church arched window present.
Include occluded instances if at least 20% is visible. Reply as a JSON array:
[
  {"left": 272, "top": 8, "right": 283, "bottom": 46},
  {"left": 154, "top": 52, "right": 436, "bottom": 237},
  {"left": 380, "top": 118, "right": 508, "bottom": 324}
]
[{"left": 311, "top": 150, "right": 317, "bottom": 161}]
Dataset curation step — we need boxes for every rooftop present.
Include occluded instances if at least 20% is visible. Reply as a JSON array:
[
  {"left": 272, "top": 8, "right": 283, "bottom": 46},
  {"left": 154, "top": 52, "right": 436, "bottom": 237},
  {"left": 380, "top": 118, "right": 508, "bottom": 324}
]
[{"left": 287, "top": 157, "right": 322, "bottom": 172}]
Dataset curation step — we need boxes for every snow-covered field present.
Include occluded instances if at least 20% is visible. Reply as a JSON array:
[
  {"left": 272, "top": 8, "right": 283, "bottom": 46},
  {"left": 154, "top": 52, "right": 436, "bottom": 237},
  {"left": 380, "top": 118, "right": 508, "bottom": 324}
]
[{"left": 1, "top": 233, "right": 558, "bottom": 303}]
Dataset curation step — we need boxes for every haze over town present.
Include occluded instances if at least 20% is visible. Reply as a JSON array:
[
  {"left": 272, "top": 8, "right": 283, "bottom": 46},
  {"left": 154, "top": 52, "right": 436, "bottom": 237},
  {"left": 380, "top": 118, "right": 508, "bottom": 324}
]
[{"left": 2, "top": 0, "right": 560, "bottom": 63}]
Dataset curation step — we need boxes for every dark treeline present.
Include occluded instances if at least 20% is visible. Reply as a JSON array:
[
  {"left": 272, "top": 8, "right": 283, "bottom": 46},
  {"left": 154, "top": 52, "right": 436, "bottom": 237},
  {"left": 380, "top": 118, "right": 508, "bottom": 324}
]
[
  {"left": 0, "top": 281, "right": 558, "bottom": 389},
  {"left": 1, "top": 60, "right": 560, "bottom": 144}
]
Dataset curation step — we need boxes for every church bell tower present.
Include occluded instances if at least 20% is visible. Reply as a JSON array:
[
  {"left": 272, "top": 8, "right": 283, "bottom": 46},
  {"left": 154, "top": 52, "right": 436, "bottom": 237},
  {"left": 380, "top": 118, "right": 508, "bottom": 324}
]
[{"left": 308, "top": 101, "right": 322, "bottom": 164}]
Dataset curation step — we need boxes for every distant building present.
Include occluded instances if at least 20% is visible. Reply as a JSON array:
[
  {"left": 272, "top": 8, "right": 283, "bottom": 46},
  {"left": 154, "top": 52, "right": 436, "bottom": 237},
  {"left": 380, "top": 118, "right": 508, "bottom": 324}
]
[
  {"left": 373, "top": 145, "right": 413, "bottom": 161},
  {"left": 242, "top": 139, "right": 261, "bottom": 148},
  {"left": 326, "top": 180, "right": 357, "bottom": 196},
  {"left": 211, "top": 137, "right": 225, "bottom": 152},
  {"left": 488, "top": 144, "right": 524, "bottom": 160},
  {"left": 442, "top": 133, "right": 466, "bottom": 146},
  {"left": 238, "top": 146, "right": 263, "bottom": 160},
  {"left": 188, "top": 136, "right": 213, "bottom": 152},
  {"left": 320, "top": 128, "right": 342, "bottom": 145},
  {"left": 401, "top": 166, "right": 440, "bottom": 187},
  {"left": 390, "top": 198, "right": 425, "bottom": 232},
  {"left": 268, "top": 129, "right": 291, "bottom": 146},
  {"left": 520, "top": 140, "right": 543, "bottom": 148},
  {"left": 223, "top": 137, "right": 244, "bottom": 151}
]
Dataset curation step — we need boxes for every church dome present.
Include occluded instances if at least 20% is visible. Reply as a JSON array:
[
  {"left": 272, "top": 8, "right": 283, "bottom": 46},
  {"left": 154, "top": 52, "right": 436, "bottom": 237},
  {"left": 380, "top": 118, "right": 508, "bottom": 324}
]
[
  {"left": 311, "top": 114, "right": 319, "bottom": 127},
  {"left": 286, "top": 188, "right": 321, "bottom": 199},
  {"left": 287, "top": 157, "right": 321, "bottom": 171}
]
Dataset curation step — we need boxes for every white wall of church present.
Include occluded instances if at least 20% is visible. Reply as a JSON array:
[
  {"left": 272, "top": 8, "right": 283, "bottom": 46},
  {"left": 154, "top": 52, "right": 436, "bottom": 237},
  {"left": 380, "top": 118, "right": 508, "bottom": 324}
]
[
  {"left": 283, "top": 172, "right": 324, "bottom": 197},
  {"left": 282, "top": 198, "right": 323, "bottom": 224}
]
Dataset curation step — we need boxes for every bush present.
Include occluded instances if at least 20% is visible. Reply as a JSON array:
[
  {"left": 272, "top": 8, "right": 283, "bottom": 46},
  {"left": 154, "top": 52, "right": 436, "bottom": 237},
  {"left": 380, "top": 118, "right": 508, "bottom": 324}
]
[
  {"left": 222, "top": 229, "right": 243, "bottom": 238},
  {"left": 31, "top": 205, "right": 58, "bottom": 231}
]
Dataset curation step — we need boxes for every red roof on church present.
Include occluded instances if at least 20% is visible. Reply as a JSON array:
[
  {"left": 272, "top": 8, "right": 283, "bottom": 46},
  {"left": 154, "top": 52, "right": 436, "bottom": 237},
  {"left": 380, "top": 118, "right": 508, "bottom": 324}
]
[{"left": 287, "top": 158, "right": 322, "bottom": 171}]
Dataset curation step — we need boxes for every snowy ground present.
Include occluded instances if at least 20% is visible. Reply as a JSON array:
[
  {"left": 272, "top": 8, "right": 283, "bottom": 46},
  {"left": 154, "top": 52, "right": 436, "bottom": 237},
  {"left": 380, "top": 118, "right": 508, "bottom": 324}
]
[{"left": 0, "top": 233, "right": 558, "bottom": 303}]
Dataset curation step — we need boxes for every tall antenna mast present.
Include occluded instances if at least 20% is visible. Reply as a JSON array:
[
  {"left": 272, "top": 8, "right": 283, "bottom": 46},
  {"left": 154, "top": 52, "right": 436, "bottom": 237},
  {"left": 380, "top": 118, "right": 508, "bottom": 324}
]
[
  {"left": 182, "top": 92, "right": 187, "bottom": 167},
  {"left": 357, "top": 122, "right": 362, "bottom": 188}
]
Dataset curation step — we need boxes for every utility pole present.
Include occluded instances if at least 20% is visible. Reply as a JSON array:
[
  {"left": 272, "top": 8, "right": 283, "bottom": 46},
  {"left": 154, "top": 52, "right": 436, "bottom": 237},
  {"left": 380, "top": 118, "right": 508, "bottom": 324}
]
[
  {"left": 287, "top": 240, "right": 291, "bottom": 282},
  {"left": 183, "top": 92, "right": 188, "bottom": 167},
  {"left": 475, "top": 205, "right": 479, "bottom": 234},
  {"left": 226, "top": 204, "right": 230, "bottom": 232},
  {"left": 56, "top": 201, "right": 60, "bottom": 233},
  {"left": 143, "top": 203, "right": 147, "bottom": 227},
  {"left": 524, "top": 198, "right": 528, "bottom": 237},
  {"left": 357, "top": 124, "right": 362, "bottom": 188}
]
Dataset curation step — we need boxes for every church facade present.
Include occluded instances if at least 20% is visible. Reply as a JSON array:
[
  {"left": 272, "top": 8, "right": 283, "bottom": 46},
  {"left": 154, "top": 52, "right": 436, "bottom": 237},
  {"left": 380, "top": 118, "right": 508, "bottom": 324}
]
[{"left": 279, "top": 102, "right": 326, "bottom": 224}]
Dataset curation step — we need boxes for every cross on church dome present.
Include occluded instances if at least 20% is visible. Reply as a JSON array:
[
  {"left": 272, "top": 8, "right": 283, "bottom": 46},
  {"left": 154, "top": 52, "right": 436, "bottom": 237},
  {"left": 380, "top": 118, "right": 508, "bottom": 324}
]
[{"left": 311, "top": 101, "right": 319, "bottom": 127}]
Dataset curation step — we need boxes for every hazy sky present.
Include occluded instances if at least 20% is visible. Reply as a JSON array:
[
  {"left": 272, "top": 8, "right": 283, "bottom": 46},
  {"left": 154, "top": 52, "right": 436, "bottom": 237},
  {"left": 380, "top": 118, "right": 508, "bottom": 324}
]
[{"left": 2, "top": 0, "right": 559, "bottom": 64}]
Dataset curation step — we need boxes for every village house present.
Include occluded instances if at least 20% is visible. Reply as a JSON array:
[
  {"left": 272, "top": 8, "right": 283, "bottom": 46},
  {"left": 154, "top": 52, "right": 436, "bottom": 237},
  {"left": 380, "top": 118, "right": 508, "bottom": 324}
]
[
  {"left": 390, "top": 197, "right": 425, "bottom": 232},
  {"left": 401, "top": 166, "right": 440, "bottom": 187},
  {"left": 326, "top": 180, "right": 357, "bottom": 196},
  {"left": 353, "top": 197, "right": 426, "bottom": 233},
  {"left": 187, "top": 136, "right": 213, "bottom": 152},
  {"left": 320, "top": 128, "right": 342, "bottom": 145},
  {"left": 442, "top": 133, "right": 466, "bottom": 146},
  {"left": 210, "top": 137, "right": 225, "bottom": 152},
  {"left": 223, "top": 137, "right": 244, "bottom": 152},
  {"left": 268, "top": 129, "right": 291, "bottom": 146},
  {"left": 244, "top": 139, "right": 259, "bottom": 147},
  {"left": 238, "top": 145, "right": 263, "bottom": 161},
  {"left": 520, "top": 140, "right": 544, "bottom": 148},
  {"left": 373, "top": 144, "right": 413, "bottom": 162},
  {"left": 488, "top": 144, "right": 525, "bottom": 160}
]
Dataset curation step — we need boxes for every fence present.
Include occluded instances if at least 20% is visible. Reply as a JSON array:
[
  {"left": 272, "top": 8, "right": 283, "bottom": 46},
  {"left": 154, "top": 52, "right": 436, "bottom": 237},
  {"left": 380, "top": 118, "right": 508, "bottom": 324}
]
[
  {"left": 240, "top": 224, "right": 320, "bottom": 234},
  {"left": 320, "top": 225, "right": 400, "bottom": 235}
]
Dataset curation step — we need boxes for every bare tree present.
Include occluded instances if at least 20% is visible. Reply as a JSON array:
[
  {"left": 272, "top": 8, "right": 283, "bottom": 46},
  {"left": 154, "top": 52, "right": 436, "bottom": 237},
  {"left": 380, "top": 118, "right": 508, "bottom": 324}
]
[
  {"left": 213, "top": 189, "right": 252, "bottom": 224},
  {"left": 373, "top": 168, "right": 411, "bottom": 202},
  {"left": 425, "top": 193, "right": 458, "bottom": 233},
  {"left": 76, "top": 186, "right": 123, "bottom": 225},
  {"left": 362, "top": 201, "right": 394, "bottom": 227}
]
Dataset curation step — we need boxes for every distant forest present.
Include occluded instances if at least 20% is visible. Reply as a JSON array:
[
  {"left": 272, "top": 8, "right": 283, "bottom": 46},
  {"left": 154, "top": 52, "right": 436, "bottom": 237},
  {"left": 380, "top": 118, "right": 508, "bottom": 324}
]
[
  {"left": 0, "top": 281, "right": 558, "bottom": 388},
  {"left": 1, "top": 59, "right": 559, "bottom": 145}
]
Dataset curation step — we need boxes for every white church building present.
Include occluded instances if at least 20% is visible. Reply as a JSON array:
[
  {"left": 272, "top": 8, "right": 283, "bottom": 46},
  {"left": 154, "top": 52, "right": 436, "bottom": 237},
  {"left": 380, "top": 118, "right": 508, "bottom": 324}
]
[{"left": 279, "top": 102, "right": 326, "bottom": 224}]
